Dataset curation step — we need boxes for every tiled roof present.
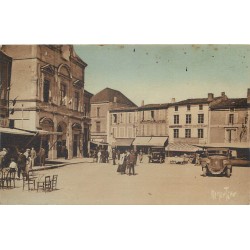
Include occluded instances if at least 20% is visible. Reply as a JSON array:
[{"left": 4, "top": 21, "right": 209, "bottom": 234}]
[
  {"left": 110, "top": 106, "right": 138, "bottom": 112},
  {"left": 138, "top": 103, "right": 169, "bottom": 110},
  {"left": 210, "top": 98, "right": 248, "bottom": 109},
  {"left": 91, "top": 87, "right": 137, "bottom": 107},
  {"left": 170, "top": 96, "right": 222, "bottom": 106}
]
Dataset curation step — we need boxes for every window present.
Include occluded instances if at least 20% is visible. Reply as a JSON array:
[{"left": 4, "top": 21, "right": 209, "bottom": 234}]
[
  {"left": 112, "top": 128, "right": 117, "bottom": 138},
  {"left": 96, "top": 122, "right": 101, "bottom": 132},
  {"left": 151, "top": 111, "right": 155, "bottom": 120},
  {"left": 175, "top": 106, "right": 178, "bottom": 111},
  {"left": 198, "top": 114, "right": 204, "bottom": 124},
  {"left": 174, "top": 115, "right": 179, "bottom": 124},
  {"left": 128, "top": 113, "right": 132, "bottom": 123},
  {"left": 229, "top": 114, "right": 234, "bottom": 124},
  {"left": 187, "top": 105, "right": 190, "bottom": 111},
  {"left": 185, "top": 129, "right": 191, "bottom": 138},
  {"left": 174, "top": 129, "right": 179, "bottom": 138},
  {"left": 113, "top": 114, "right": 117, "bottom": 124},
  {"left": 120, "top": 113, "right": 123, "bottom": 123},
  {"left": 198, "top": 129, "right": 204, "bottom": 138},
  {"left": 74, "top": 92, "right": 79, "bottom": 111},
  {"left": 43, "top": 79, "right": 50, "bottom": 103},
  {"left": 60, "top": 84, "right": 66, "bottom": 105},
  {"left": 186, "top": 114, "right": 191, "bottom": 124},
  {"left": 199, "top": 104, "right": 203, "bottom": 110},
  {"left": 97, "top": 107, "right": 100, "bottom": 117}
]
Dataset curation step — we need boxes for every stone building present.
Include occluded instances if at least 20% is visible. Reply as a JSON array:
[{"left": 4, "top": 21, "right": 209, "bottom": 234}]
[
  {"left": 1, "top": 45, "right": 90, "bottom": 159},
  {"left": 209, "top": 89, "right": 250, "bottom": 150},
  {"left": 108, "top": 106, "right": 138, "bottom": 150},
  {"left": 90, "top": 87, "right": 137, "bottom": 148},
  {"left": 167, "top": 93, "right": 227, "bottom": 155},
  {"left": 0, "top": 50, "right": 12, "bottom": 124},
  {"left": 133, "top": 102, "right": 169, "bottom": 152}
]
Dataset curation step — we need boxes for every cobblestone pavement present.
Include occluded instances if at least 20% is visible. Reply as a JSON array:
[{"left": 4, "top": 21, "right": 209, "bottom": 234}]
[{"left": 1, "top": 160, "right": 250, "bottom": 204}]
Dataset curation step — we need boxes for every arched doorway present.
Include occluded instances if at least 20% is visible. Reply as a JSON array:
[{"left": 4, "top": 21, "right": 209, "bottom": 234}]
[{"left": 57, "top": 122, "right": 67, "bottom": 158}]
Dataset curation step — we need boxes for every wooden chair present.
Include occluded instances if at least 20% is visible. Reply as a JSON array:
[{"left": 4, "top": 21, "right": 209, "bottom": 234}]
[
  {"left": 0, "top": 170, "right": 4, "bottom": 189},
  {"left": 6, "top": 169, "right": 16, "bottom": 188},
  {"left": 51, "top": 175, "right": 58, "bottom": 191},
  {"left": 22, "top": 171, "right": 36, "bottom": 191},
  {"left": 37, "top": 176, "right": 51, "bottom": 192}
]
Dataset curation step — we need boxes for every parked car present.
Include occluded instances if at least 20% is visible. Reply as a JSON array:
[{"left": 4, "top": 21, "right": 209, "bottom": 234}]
[
  {"left": 201, "top": 148, "right": 232, "bottom": 177},
  {"left": 148, "top": 147, "right": 165, "bottom": 163}
]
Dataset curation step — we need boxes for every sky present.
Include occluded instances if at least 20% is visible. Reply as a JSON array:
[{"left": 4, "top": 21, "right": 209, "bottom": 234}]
[{"left": 74, "top": 45, "right": 250, "bottom": 106}]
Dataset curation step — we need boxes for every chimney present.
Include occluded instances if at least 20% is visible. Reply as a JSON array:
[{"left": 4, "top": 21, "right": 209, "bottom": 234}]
[
  {"left": 221, "top": 92, "right": 225, "bottom": 97},
  {"left": 114, "top": 96, "right": 117, "bottom": 103},
  {"left": 171, "top": 98, "right": 176, "bottom": 103},
  {"left": 247, "top": 88, "right": 250, "bottom": 104},
  {"left": 141, "top": 100, "right": 144, "bottom": 106},
  {"left": 208, "top": 93, "right": 214, "bottom": 101}
]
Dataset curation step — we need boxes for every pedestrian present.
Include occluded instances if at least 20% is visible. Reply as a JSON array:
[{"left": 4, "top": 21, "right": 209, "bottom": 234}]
[
  {"left": 127, "top": 150, "right": 136, "bottom": 176},
  {"left": 39, "top": 147, "right": 46, "bottom": 166},
  {"left": 0, "top": 148, "right": 8, "bottom": 168},
  {"left": 97, "top": 150, "right": 102, "bottom": 163},
  {"left": 105, "top": 150, "right": 109, "bottom": 163},
  {"left": 112, "top": 149, "right": 116, "bottom": 165},
  {"left": 64, "top": 147, "right": 68, "bottom": 160},
  {"left": 17, "top": 150, "right": 27, "bottom": 178},
  {"left": 9, "top": 158, "right": 18, "bottom": 178},
  {"left": 30, "top": 147, "right": 37, "bottom": 169},
  {"left": 117, "top": 150, "right": 120, "bottom": 161},
  {"left": 139, "top": 150, "right": 143, "bottom": 163}
]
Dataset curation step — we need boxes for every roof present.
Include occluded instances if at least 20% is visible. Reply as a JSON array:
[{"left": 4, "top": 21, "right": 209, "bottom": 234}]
[
  {"left": 170, "top": 96, "right": 222, "bottom": 106},
  {"left": 91, "top": 87, "right": 137, "bottom": 107},
  {"left": 110, "top": 106, "right": 138, "bottom": 112},
  {"left": 138, "top": 103, "right": 169, "bottom": 110},
  {"left": 210, "top": 98, "right": 248, "bottom": 109},
  {"left": 194, "top": 143, "right": 250, "bottom": 149},
  {"left": 84, "top": 89, "right": 94, "bottom": 97}
]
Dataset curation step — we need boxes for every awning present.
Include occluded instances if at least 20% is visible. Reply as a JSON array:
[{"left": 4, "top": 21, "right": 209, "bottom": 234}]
[
  {"left": 15, "top": 129, "right": 63, "bottom": 136},
  {"left": 112, "top": 138, "right": 135, "bottom": 147},
  {"left": 0, "top": 127, "right": 34, "bottom": 136},
  {"left": 90, "top": 141, "right": 109, "bottom": 146},
  {"left": 194, "top": 143, "right": 250, "bottom": 149},
  {"left": 166, "top": 143, "right": 200, "bottom": 152},
  {"left": 147, "top": 137, "right": 168, "bottom": 147},
  {"left": 133, "top": 136, "right": 152, "bottom": 146}
]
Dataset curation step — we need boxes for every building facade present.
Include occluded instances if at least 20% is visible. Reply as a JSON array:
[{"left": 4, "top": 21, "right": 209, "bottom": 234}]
[
  {"left": 108, "top": 106, "right": 138, "bottom": 150},
  {"left": 90, "top": 87, "right": 137, "bottom": 147},
  {"left": 0, "top": 50, "right": 12, "bottom": 125},
  {"left": 209, "top": 89, "right": 250, "bottom": 146},
  {"left": 1, "top": 45, "right": 89, "bottom": 159}
]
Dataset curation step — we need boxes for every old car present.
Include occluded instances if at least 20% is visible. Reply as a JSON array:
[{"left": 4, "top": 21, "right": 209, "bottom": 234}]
[
  {"left": 148, "top": 147, "right": 165, "bottom": 163},
  {"left": 201, "top": 148, "right": 232, "bottom": 177}
]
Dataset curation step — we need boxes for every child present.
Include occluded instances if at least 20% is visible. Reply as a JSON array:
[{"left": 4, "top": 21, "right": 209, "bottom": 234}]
[{"left": 9, "top": 158, "right": 18, "bottom": 179}]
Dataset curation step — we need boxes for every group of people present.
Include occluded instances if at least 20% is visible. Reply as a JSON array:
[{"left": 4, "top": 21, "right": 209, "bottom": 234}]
[
  {"left": 0, "top": 147, "right": 46, "bottom": 179},
  {"left": 92, "top": 149, "right": 109, "bottom": 163},
  {"left": 116, "top": 149, "right": 137, "bottom": 176}
]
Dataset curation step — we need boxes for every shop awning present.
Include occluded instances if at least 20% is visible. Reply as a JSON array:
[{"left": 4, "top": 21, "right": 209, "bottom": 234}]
[
  {"left": 90, "top": 141, "right": 109, "bottom": 146},
  {"left": 193, "top": 143, "right": 250, "bottom": 149},
  {"left": 0, "top": 127, "right": 34, "bottom": 136},
  {"left": 112, "top": 138, "right": 135, "bottom": 147},
  {"left": 166, "top": 143, "right": 200, "bottom": 152},
  {"left": 133, "top": 136, "right": 152, "bottom": 146},
  {"left": 147, "top": 136, "right": 168, "bottom": 147}
]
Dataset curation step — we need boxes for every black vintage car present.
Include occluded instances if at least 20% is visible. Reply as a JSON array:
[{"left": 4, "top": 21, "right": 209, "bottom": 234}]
[
  {"left": 200, "top": 148, "right": 232, "bottom": 177},
  {"left": 148, "top": 147, "right": 165, "bottom": 163}
]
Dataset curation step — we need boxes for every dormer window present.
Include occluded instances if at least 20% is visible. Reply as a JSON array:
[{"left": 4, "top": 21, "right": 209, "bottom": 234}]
[{"left": 175, "top": 106, "right": 178, "bottom": 111}]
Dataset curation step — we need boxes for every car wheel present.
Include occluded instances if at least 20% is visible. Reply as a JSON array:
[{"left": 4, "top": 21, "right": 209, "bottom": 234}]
[
  {"left": 202, "top": 167, "right": 207, "bottom": 177},
  {"left": 226, "top": 168, "right": 231, "bottom": 178}
]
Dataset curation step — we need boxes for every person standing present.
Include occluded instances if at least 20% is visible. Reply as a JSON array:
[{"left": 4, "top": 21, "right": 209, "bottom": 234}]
[
  {"left": 64, "top": 147, "right": 68, "bottom": 160},
  {"left": 105, "top": 150, "right": 109, "bottom": 163},
  {"left": 112, "top": 149, "right": 116, "bottom": 165},
  {"left": 139, "top": 150, "right": 143, "bottom": 163},
  {"left": 17, "top": 151, "right": 27, "bottom": 178},
  {"left": 97, "top": 150, "right": 102, "bottom": 163},
  {"left": 39, "top": 147, "right": 46, "bottom": 166},
  {"left": 30, "top": 147, "right": 37, "bottom": 169},
  {"left": 127, "top": 150, "right": 136, "bottom": 176}
]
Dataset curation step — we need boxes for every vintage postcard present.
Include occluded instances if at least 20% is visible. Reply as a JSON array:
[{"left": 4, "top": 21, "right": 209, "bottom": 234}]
[{"left": 0, "top": 44, "right": 249, "bottom": 204}]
